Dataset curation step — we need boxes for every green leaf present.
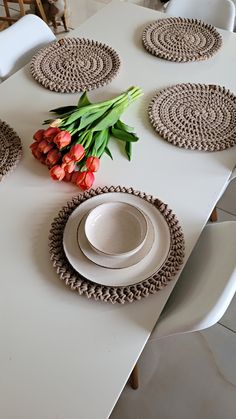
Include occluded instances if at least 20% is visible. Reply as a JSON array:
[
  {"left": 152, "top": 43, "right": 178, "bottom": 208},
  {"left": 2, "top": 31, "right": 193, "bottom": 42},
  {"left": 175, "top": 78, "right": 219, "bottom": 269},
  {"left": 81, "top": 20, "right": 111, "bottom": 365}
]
[
  {"left": 125, "top": 141, "right": 132, "bottom": 161},
  {"left": 83, "top": 131, "right": 94, "bottom": 150},
  {"left": 92, "top": 102, "right": 127, "bottom": 132},
  {"left": 115, "top": 119, "right": 134, "bottom": 133},
  {"left": 49, "top": 106, "right": 77, "bottom": 114},
  {"left": 77, "top": 92, "right": 91, "bottom": 108},
  {"left": 78, "top": 107, "right": 109, "bottom": 131},
  {"left": 63, "top": 103, "right": 110, "bottom": 126},
  {"left": 104, "top": 146, "right": 113, "bottom": 160},
  {"left": 111, "top": 127, "right": 139, "bottom": 142},
  {"left": 92, "top": 130, "right": 108, "bottom": 153},
  {"left": 97, "top": 130, "right": 110, "bottom": 157},
  {"left": 63, "top": 110, "right": 83, "bottom": 125},
  {"left": 60, "top": 121, "right": 78, "bottom": 131}
]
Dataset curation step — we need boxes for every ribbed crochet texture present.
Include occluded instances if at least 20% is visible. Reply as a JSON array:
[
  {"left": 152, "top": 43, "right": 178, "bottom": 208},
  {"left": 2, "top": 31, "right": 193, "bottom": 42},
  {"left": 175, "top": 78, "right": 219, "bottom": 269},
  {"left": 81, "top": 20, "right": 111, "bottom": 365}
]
[
  {"left": 30, "top": 38, "right": 121, "bottom": 93},
  {"left": 149, "top": 83, "right": 236, "bottom": 151},
  {"left": 142, "top": 18, "right": 222, "bottom": 62},
  {"left": 0, "top": 119, "right": 22, "bottom": 181}
]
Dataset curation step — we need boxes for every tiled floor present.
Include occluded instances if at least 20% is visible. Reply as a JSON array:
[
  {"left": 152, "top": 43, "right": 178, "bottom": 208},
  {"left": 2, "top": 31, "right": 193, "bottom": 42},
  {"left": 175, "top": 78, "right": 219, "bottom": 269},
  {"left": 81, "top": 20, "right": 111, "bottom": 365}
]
[{"left": 1, "top": 1, "right": 236, "bottom": 418}]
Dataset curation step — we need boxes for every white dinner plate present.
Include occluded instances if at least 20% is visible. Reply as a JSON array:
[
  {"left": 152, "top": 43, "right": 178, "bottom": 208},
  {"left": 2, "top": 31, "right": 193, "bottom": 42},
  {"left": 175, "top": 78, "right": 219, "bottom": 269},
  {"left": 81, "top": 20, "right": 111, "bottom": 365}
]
[
  {"left": 77, "top": 210, "right": 155, "bottom": 269},
  {"left": 63, "top": 192, "right": 171, "bottom": 287}
]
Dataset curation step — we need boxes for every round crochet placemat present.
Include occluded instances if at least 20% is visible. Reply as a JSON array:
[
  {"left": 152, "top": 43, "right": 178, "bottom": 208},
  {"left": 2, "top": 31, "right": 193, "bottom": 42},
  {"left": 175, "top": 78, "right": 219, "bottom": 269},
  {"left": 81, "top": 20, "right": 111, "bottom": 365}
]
[
  {"left": 30, "top": 38, "right": 121, "bottom": 93},
  {"left": 148, "top": 83, "right": 236, "bottom": 151},
  {"left": 49, "top": 186, "right": 185, "bottom": 304},
  {"left": 142, "top": 18, "right": 222, "bottom": 62},
  {"left": 0, "top": 119, "right": 22, "bottom": 181}
]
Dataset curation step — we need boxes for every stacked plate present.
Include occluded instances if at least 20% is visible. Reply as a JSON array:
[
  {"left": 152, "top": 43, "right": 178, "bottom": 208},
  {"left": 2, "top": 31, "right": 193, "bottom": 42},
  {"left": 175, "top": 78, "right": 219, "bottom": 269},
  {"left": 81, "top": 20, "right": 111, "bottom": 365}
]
[{"left": 63, "top": 192, "right": 171, "bottom": 287}]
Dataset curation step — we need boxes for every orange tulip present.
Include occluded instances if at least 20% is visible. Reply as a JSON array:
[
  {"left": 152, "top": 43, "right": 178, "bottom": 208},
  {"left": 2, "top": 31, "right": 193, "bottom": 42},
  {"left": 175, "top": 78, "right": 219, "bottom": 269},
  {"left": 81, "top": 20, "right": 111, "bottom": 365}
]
[
  {"left": 63, "top": 161, "right": 76, "bottom": 174},
  {"left": 33, "top": 129, "right": 45, "bottom": 142},
  {"left": 49, "top": 165, "right": 65, "bottom": 181},
  {"left": 85, "top": 156, "right": 100, "bottom": 172},
  {"left": 30, "top": 142, "right": 42, "bottom": 160},
  {"left": 45, "top": 149, "right": 61, "bottom": 166},
  {"left": 64, "top": 172, "right": 73, "bottom": 182},
  {"left": 68, "top": 144, "right": 85, "bottom": 162},
  {"left": 71, "top": 171, "right": 80, "bottom": 184},
  {"left": 75, "top": 171, "right": 95, "bottom": 190},
  {"left": 37, "top": 140, "right": 54, "bottom": 154},
  {"left": 43, "top": 127, "right": 61, "bottom": 143},
  {"left": 53, "top": 131, "right": 71, "bottom": 149}
]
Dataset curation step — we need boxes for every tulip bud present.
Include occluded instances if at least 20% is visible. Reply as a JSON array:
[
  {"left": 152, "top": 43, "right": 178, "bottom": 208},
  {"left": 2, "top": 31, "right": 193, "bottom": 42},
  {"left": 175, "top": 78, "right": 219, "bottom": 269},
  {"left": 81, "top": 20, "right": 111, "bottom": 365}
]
[
  {"left": 68, "top": 144, "right": 85, "bottom": 162},
  {"left": 62, "top": 152, "right": 73, "bottom": 164},
  {"left": 43, "top": 127, "right": 61, "bottom": 143},
  {"left": 45, "top": 149, "right": 61, "bottom": 166},
  {"left": 71, "top": 171, "right": 80, "bottom": 184},
  {"left": 75, "top": 171, "right": 95, "bottom": 190},
  {"left": 49, "top": 165, "right": 65, "bottom": 181},
  {"left": 39, "top": 155, "right": 47, "bottom": 165},
  {"left": 50, "top": 118, "right": 62, "bottom": 128},
  {"left": 30, "top": 142, "right": 42, "bottom": 160},
  {"left": 64, "top": 172, "right": 73, "bottom": 182},
  {"left": 53, "top": 130, "right": 71, "bottom": 149},
  {"left": 37, "top": 140, "right": 54, "bottom": 154},
  {"left": 33, "top": 129, "right": 45, "bottom": 142},
  {"left": 63, "top": 161, "right": 76, "bottom": 174},
  {"left": 85, "top": 156, "right": 100, "bottom": 172}
]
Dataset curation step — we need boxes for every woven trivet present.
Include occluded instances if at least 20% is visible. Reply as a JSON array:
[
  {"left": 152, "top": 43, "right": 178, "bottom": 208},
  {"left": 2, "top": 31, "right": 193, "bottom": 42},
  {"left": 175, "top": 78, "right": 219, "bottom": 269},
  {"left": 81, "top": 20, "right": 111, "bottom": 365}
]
[
  {"left": 0, "top": 119, "right": 22, "bottom": 181},
  {"left": 149, "top": 83, "right": 236, "bottom": 151},
  {"left": 142, "top": 18, "right": 222, "bottom": 62},
  {"left": 30, "top": 38, "right": 121, "bottom": 93},
  {"left": 49, "top": 186, "right": 185, "bottom": 304}
]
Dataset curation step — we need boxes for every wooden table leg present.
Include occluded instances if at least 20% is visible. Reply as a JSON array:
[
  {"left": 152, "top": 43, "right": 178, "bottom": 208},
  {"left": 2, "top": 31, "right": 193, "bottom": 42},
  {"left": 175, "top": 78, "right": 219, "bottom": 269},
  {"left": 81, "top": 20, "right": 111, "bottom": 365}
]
[
  {"left": 34, "top": 0, "right": 48, "bottom": 23},
  {"left": 130, "top": 363, "right": 139, "bottom": 390},
  {"left": 209, "top": 207, "right": 218, "bottom": 222}
]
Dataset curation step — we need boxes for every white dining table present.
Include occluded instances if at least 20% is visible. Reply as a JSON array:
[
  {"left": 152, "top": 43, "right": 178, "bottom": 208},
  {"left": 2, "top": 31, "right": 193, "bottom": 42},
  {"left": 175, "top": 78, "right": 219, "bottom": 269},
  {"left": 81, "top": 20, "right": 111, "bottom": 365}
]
[{"left": 0, "top": 1, "right": 236, "bottom": 418}]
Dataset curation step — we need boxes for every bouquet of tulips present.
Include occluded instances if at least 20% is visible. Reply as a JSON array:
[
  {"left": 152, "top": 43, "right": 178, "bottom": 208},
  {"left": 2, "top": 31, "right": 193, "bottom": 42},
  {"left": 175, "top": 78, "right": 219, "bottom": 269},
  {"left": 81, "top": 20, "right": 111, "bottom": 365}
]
[{"left": 30, "top": 86, "right": 143, "bottom": 190}]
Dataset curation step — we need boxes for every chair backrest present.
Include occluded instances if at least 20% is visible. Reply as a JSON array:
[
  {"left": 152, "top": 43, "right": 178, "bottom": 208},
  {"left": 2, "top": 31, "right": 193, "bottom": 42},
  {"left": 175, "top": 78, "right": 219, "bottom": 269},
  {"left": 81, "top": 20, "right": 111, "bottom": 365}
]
[
  {"left": 166, "top": 0, "right": 235, "bottom": 31},
  {"left": 150, "top": 221, "right": 236, "bottom": 340},
  {"left": 0, "top": 14, "right": 56, "bottom": 80}
]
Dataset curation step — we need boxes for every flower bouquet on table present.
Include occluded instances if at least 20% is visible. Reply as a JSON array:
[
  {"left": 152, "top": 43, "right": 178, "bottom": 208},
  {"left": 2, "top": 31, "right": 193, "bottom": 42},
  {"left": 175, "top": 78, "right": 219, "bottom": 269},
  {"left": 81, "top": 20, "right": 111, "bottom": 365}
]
[{"left": 30, "top": 86, "right": 143, "bottom": 190}]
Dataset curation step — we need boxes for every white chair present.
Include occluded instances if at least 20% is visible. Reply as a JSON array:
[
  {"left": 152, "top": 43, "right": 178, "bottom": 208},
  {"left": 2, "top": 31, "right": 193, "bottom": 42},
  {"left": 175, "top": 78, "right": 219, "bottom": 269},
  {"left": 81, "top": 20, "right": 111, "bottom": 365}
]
[
  {"left": 209, "top": 166, "right": 236, "bottom": 221},
  {"left": 130, "top": 221, "right": 236, "bottom": 389},
  {"left": 166, "top": 0, "right": 235, "bottom": 31},
  {"left": 216, "top": 166, "right": 236, "bottom": 217},
  {"left": 0, "top": 14, "right": 56, "bottom": 81}
]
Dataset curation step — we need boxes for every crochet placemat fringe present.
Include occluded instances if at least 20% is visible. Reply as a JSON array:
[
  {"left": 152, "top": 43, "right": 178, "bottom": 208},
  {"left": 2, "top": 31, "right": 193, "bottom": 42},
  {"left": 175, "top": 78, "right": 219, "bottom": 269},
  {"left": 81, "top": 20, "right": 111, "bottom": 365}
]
[{"left": 49, "top": 186, "right": 185, "bottom": 304}]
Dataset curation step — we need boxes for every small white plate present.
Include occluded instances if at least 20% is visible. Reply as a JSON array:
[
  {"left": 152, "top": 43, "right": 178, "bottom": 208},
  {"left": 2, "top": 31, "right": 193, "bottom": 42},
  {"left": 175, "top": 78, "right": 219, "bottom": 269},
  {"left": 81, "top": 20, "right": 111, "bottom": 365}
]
[
  {"left": 63, "top": 192, "right": 171, "bottom": 287},
  {"left": 84, "top": 201, "right": 148, "bottom": 257},
  {"left": 78, "top": 210, "right": 154, "bottom": 269}
]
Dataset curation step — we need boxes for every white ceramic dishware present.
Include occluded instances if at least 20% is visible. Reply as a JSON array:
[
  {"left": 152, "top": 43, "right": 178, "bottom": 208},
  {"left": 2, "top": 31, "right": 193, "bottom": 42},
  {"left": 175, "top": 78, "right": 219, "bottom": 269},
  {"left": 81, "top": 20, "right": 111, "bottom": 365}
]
[
  {"left": 63, "top": 192, "right": 171, "bottom": 287},
  {"left": 84, "top": 201, "right": 148, "bottom": 257},
  {"left": 78, "top": 210, "right": 154, "bottom": 269}
]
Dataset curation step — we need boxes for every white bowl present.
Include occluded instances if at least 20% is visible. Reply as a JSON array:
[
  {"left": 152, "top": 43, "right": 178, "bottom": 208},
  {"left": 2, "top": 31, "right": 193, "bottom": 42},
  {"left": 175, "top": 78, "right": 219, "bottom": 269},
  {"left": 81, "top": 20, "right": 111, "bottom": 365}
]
[{"left": 84, "top": 202, "right": 148, "bottom": 257}]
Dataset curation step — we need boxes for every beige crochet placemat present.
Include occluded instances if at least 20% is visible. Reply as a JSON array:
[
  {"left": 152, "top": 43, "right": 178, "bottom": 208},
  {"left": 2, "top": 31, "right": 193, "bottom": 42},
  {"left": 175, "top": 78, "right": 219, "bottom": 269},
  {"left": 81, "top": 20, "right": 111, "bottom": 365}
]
[
  {"left": 49, "top": 186, "right": 185, "bottom": 304},
  {"left": 142, "top": 18, "right": 222, "bottom": 62},
  {"left": 148, "top": 83, "right": 236, "bottom": 151},
  {"left": 0, "top": 119, "right": 22, "bottom": 181},
  {"left": 30, "top": 38, "right": 121, "bottom": 93}
]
